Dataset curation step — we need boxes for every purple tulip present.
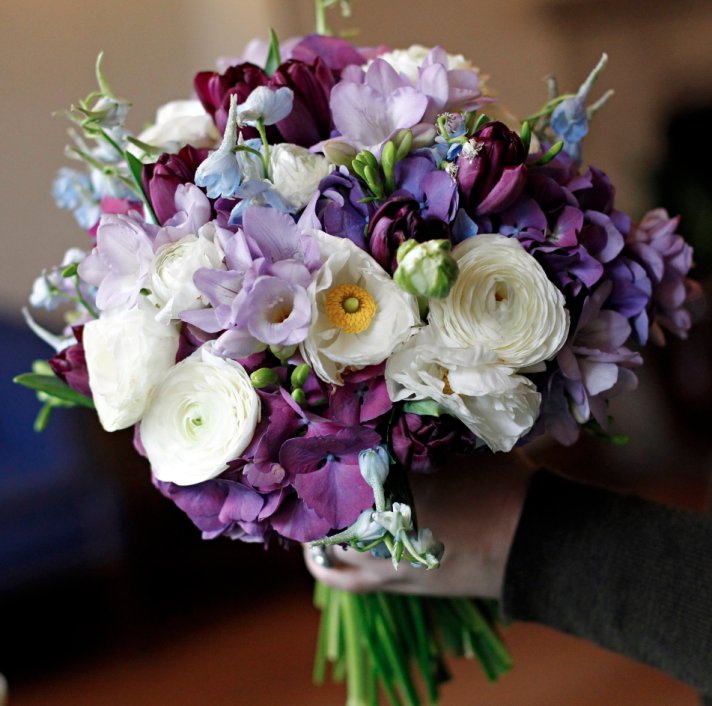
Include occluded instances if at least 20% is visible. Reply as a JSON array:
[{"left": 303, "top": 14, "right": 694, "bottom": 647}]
[
  {"left": 391, "top": 413, "right": 476, "bottom": 474},
  {"left": 194, "top": 62, "right": 271, "bottom": 139},
  {"left": 367, "top": 196, "right": 451, "bottom": 273},
  {"left": 456, "top": 121, "right": 527, "bottom": 216},
  {"left": 142, "top": 145, "right": 209, "bottom": 225},
  {"left": 291, "top": 34, "right": 366, "bottom": 72},
  {"left": 269, "top": 58, "right": 336, "bottom": 148},
  {"left": 48, "top": 326, "right": 91, "bottom": 398}
]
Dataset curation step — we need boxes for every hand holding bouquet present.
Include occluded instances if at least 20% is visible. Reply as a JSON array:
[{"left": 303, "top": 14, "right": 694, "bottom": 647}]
[{"left": 17, "top": 7, "right": 700, "bottom": 704}]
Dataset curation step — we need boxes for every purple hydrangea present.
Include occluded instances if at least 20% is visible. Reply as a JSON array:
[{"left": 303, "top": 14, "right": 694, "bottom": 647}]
[{"left": 625, "top": 208, "right": 701, "bottom": 344}]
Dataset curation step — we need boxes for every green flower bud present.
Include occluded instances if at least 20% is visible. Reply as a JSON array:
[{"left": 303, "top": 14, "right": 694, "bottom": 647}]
[
  {"left": 250, "top": 367, "right": 279, "bottom": 389},
  {"left": 393, "top": 239, "right": 459, "bottom": 300},
  {"left": 291, "top": 388, "right": 307, "bottom": 405},
  {"left": 322, "top": 139, "right": 358, "bottom": 167},
  {"left": 290, "top": 363, "right": 311, "bottom": 389},
  {"left": 392, "top": 129, "right": 413, "bottom": 161},
  {"left": 381, "top": 140, "right": 396, "bottom": 192},
  {"left": 363, "top": 164, "right": 384, "bottom": 198},
  {"left": 269, "top": 343, "right": 297, "bottom": 362}
]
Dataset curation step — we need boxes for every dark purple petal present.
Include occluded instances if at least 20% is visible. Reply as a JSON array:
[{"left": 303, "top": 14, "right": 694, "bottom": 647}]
[
  {"left": 269, "top": 494, "right": 332, "bottom": 542},
  {"left": 292, "top": 458, "right": 374, "bottom": 529},
  {"left": 218, "top": 482, "right": 265, "bottom": 523},
  {"left": 291, "top": 34, "right": 366, "bottom": 71}
]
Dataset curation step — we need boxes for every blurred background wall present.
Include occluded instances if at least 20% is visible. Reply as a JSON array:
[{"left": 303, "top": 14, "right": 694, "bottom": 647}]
[{"left": 1, "top": 1, "right": 711, "bottom": 704}]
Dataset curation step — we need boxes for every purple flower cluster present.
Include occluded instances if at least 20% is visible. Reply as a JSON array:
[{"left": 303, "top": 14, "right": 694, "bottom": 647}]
[
  {"left": 154, "top": 370, "right": 394, "bottom": 543},
  {"left": 39, "top": 33, "right": 699, "bottom": 550},
  {"left": 452, "top": 144, "right": 699, "bottom": 443}
]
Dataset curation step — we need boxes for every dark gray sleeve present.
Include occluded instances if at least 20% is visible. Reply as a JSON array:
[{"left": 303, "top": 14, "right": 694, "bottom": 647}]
[{"left": 502, "top": 470, "right": 712, "bottom": 695}]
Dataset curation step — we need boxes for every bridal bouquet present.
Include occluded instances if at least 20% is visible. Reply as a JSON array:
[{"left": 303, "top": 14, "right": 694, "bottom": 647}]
[{"left": 17, "top": 13, "right": 699, "bottom": 706}]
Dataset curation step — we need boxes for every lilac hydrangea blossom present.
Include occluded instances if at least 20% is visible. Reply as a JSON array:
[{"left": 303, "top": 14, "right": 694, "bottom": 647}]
[
  {"left": 540, "top": 281, "right": 643, "bottom": 445},
  {"left": 626, "top": 208, "right": 701, "bottom": 344}
]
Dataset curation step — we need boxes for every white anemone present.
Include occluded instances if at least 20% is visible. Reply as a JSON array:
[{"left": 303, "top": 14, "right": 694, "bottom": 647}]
[{"left": 300, "top": 231, "right": 420, "bottom": 385}]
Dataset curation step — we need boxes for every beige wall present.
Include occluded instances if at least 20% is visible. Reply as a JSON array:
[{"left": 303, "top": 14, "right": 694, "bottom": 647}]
[{"left": 2, "top": 0, "right": 711, "bottom": 321}]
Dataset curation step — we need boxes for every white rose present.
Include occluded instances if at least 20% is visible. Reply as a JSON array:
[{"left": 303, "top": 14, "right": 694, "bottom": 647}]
[
  {"left": 301, "top": 231, "right": 420, "bottom": 385},
  {"left": 429, "top": 234, "right": 569, "bottom": 370},
  {"left": 375, "top": 45, "right": 475, "bottom": 85},
  {"left": 149, "top": 222, "right": 225, "bottom": 324},
  {"left": 83, "top": 308, "right": 180, "bottom": 432},
  {"left": 137, "top": 100, "right": 220, "bottom": 153},
  {"left": 386, "top": 327, "right": 540, "bottom": 452},
  {"left": 140, "top": 343, "right": 260, "bottom": 486},
  {"left": 269, "top": 144, "right": 332, "bottom": 211}
]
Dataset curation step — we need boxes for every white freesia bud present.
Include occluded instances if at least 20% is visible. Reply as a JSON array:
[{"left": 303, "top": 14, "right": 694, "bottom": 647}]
[
  {"left": 137, "top": 99, "right": 220, "bottom": 153},
  {"left": 140, "top": 343, "right": 260, "bottom": 486},
  {"left": 407, "top": 528, "right": 445, "bottom": 569},
  {"left": 358, "top": 446, "right": 390, "bottom": 486},
  {"left": 269, "top": 144, "right": 332, "bottom": 211},
  {"left": 373, "top": 502, "right": 413, "bottom": 536},
  {"left": 428, "top": 234, "right": 569, "bottom": 370},
  {"left": 149, "top": 223, "right": 225, "bottom": 324},
  {"left": 83, "top": 308, "right": 180, "bottom": 432}
]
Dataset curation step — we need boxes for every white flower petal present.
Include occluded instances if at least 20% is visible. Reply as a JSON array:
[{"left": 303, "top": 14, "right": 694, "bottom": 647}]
[
  {"left": 429, "top": 234, "right": 569, "bottom": 369},
  {"left": 84, "top": 309, "right": 180, "bottom": 432},
  {"left": 140, "top": 343, "right": 260, "bottom": 486},
  {"left": 300, "top": 231, "right": 419, "bottom": 385}
]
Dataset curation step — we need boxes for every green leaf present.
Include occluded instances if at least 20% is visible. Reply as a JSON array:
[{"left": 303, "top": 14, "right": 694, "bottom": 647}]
[
  {"left": 94, "top": 52, "right": 114, "bottom": 98},
  {"left": 61, "top": 262, "right": 79, "bottom": 278},
  {"left": 531, "top": 140, "right": 564, "bottom": 166},
  {"left": 14, "top": 373, "right": 94, "bottom": 409},
  {"left": 471, "top": 113, "right": 490, "bottom": 134},
  {"left": 403, "top": 400, "right": 449, "bottom": 417},
  {"left": 125, "top": 149, "right": 145, "bottom": 190},
  {"left": 520, "top": 120, "right": 532, "bottom": 154},
  {"left": 264, "top": 28, "right": 281, "bottom": 76},
  {"left": 125, "top": 150, "right": 158, "bottom": 224}
]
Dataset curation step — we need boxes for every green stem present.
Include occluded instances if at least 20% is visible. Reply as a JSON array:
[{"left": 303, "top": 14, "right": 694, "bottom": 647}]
[
  {"left": 343, "top": 592, "right": 368, "bottom": 706},
  {"left": 74, "top": 274, "right": 99, "bottom": 319},
  {"left": 255, "top": 118, "right": 271, "bottom": 178},
  {"left": 315, "top": 0, "right": 331, "bottom": 35},
  {"left": 313, "top": 583, "right": 330, "bottom": 684}
]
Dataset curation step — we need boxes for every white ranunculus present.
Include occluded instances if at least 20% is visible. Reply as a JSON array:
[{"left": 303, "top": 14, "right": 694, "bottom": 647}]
[
  {"left": 83, "top": 308, "right": 180, "bottom": 432},
  {"left": 386, "top": 327, "right": 541, "bottom": 452},
  {"left": 269, "top": 144, "right": 332, "bottom": 211},
  {"left": 137, "top": 100, "right": 220, "bottom": 153},
  {"left": 301, "top": 231, "right": 420, "bottom": 385},
  {"left": 429, "top": 234, "right": 569, "bottom": 371},
  {"left": 376, "top": 45, "right": 475, "bottom": 85},
  {"left": 149, "top": 222, "right": 225, "bottom": 324},
  {"left": 140, "top": 343, "right": 260, "bottom": 486}
]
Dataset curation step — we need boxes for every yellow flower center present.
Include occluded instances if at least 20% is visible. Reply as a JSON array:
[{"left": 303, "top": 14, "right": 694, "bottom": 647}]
[
  {"left": 325, "top": 283, "right": 377, "bottom": 334},
  {"left": 442, "top": 372, "right": 454, "bottom": 395}
]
